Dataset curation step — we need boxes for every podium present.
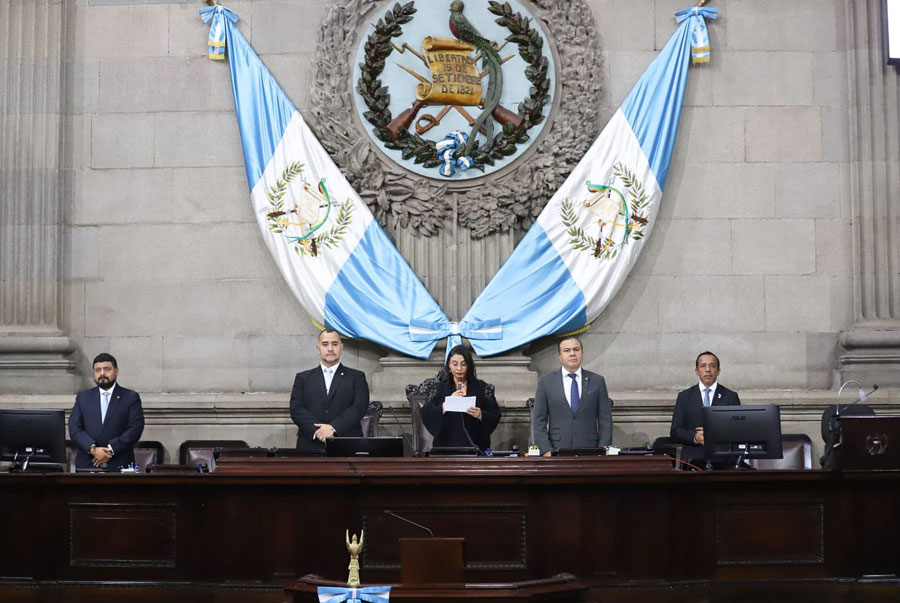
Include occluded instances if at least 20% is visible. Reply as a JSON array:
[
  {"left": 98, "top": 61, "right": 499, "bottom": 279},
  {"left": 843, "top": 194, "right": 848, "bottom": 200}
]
[
  {"left": 399, "top": 537, "right": 464, "bottom": 584},
  {"left": 831, "top": 415, "right": 900, "bottom": 470}
]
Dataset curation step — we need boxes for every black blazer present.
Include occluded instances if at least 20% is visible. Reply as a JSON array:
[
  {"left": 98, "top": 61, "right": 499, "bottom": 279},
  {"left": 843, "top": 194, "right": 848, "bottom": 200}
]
[
  {"left": 670, "top": 383, "right": 741, "bottom": 461},
  {"left": 289, "top": 363, "right": 369, "bottom": 450},
  {"left": 69, "top": 385, "right": 145, "bottom": 470},
  {"left": 421, "top": 378, "right": 501, "bottom": 451}
]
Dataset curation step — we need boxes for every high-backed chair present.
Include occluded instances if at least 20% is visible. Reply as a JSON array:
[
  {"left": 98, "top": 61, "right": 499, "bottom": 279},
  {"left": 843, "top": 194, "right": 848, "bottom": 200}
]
[
  {"left": 749, "top": 433, "right": 813, "bottom": 470},
  {"left": 406, "top": 376, "right": 440, "bottom": 456},
  {"left": 178, "top": 439, "right": 249, "bottom": 472},
  {"left": 361, "top": 401, "right": 384, "bottom": 437}
]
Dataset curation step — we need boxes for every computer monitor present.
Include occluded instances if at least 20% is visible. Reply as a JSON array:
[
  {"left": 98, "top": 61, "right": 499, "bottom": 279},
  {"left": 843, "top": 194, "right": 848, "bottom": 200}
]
[
  {"left": 0, "top": 409, "right": 67, "bottom": 470},
  {"left": 325, "top": 436, "right": 404, "bottom": 458},
  {"left": 702, "top": 405, "right": 783, "bottom": 467}
]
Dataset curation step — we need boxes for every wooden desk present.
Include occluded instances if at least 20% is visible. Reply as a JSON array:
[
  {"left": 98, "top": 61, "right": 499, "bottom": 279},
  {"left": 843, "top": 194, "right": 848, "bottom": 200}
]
[{"left": 0, "top": 456, "right": 898, "bottom": 602}]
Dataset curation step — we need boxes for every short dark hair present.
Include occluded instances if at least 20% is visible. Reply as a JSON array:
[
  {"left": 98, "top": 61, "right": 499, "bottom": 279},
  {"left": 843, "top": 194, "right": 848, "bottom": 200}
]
[
  {"left": 443, "top": 344, "right": 477, "bottom": 383},
  {"left": 92, "top": 353, "right": 118, "bottom": 369},
  {"left": 695, "top": 351, "right": 720, "bottom": 369},
  {"left": 558, "top": 336, "right": 583, "bottom": 354},
  {"left": 318, "top": 328, "right": 341, "bottom": 341}
]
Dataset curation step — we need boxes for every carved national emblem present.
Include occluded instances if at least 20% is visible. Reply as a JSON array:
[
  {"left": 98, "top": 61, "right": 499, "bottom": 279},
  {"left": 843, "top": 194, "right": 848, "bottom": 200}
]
[
  {"left": 312, "top": 0, "right": 601, "bottom": 238},
  {"left": 561, "top": 162, "right": 650, "bottom": 261},
  {"left": 265, "top": 162, "right": 354, "bottom": 257},
  {"left": 355, "top": 0, "right": 552, "bottom": 180}
]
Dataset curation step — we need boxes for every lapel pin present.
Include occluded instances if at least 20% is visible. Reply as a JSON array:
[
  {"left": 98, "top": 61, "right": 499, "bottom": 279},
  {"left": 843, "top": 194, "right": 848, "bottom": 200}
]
[
  {"left": 340, "top": 372, "right": 345, "bottom": 376},
  {"left": 717, "top": 393, "right": 721, "bottom": 399}
]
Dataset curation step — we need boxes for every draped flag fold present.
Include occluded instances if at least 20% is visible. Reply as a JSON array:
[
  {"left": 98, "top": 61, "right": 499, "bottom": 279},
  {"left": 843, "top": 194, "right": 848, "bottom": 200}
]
[
  {"left": 201, "top": 4, "right": 449, "bottom": 359},
  {"left": 460, "top": 7, "right": 717, "bottom": 357}
]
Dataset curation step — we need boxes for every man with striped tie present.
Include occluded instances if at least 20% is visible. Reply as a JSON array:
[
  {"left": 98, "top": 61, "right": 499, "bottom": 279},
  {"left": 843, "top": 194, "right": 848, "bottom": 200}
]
[
  {"left": 69, "top": 353, "right": 145, "bottom": 471},
  {"left": 670, "top": 351, "right": 741, "bottom": 467}
]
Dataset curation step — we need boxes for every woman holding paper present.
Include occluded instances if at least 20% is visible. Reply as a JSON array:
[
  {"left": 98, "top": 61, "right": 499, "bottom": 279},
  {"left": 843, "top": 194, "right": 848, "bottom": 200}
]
[{"left": 421, "top": 345, "right": 501, "bottom": 452}]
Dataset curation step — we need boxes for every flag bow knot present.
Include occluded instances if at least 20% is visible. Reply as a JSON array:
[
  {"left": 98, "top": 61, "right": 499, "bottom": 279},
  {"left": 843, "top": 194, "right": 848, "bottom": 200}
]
[
  {"left": 317, "top": 586, "right": 391, "bottom": 603},
  {"left": 674, "top": 6, "right": 718, "bottom": 63},
  {"left": 199, "top": 4, "right": 239, "bottom": 60},
  {"left": 409, "top": 318, "right": 502, "bottom": 355}
]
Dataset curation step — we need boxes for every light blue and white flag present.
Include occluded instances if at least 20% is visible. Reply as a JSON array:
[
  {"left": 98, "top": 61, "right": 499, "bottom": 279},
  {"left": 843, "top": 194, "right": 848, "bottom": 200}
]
[
  {"left": 317, "top": 585, "right": 391, "bottom": 603},
  {"left": 459, "top": 7, "right": 718, "bottom": 357},
  {"left": 200, "top": 4, "right": 449, "bottom": 358}
]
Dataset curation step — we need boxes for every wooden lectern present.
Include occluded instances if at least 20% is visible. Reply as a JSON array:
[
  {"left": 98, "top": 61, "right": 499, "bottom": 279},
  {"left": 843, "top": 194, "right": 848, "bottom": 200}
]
[{"left": 399, "top": 537, "right": 464, "bottom": 584}]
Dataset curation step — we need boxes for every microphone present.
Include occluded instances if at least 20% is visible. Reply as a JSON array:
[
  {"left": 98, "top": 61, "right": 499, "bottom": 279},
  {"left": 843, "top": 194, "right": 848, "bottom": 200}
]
[
  {"left": 831, "top": 381, "right": 879, "bottom": 447},
  {"left": 384, "top": 509, "right": 433, "bottom": 537}
]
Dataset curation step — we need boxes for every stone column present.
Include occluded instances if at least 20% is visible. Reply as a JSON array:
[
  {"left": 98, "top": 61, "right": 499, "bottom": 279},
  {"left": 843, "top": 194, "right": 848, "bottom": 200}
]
[
  {"left": 839, "top": 0, "right": 900, "bottom": 385},
  {"left": 0, "top": 0, "right": 75, "bottom": 392}
]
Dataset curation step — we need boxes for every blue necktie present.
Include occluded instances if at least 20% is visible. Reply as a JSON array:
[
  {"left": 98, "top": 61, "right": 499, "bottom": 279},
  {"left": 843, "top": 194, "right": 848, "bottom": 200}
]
[
  {"left": 568, "top": 373, "right": 579, "bottom": 413},
  {"left": 101, "top": 391, "right": 110, "bottom": 423},
  {"left": 703, "top": 388, "right": 711, "bottom": 407}
]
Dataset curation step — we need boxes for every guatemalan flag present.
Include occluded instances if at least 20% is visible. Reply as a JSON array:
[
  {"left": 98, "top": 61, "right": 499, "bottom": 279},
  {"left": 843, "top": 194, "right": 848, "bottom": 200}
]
[
  {"left": 459, "top": 7, "right": 718, "bottom": 357},
  {"left": 200, "top": 4, "right": 449, "bottom": 358}
]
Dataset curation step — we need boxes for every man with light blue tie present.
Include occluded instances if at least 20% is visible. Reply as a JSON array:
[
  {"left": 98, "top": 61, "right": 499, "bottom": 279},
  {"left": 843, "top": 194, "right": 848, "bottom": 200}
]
[
  {"left": 69, "top": 353, "right": 145, "bottom": 470},
  {"left": 532, "top": 336, "right": 613, "bottom": 456},
  {"left": 670, "top": 351, "right": 741, "bottom": 466}
]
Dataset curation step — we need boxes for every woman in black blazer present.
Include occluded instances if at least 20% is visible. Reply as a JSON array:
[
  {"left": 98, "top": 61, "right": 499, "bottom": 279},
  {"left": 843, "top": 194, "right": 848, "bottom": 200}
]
[{"left": 421, "top": 345, "right": 501, "bottom": 451}]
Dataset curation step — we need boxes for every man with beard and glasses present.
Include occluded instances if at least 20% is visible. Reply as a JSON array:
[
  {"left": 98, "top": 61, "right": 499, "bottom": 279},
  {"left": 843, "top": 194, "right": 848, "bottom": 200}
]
[
  {"left": 290, "top": 329, "right": 370, "bottom": 451},
  {"left": 69, "top": 353, "right": 145, "bottom": 471}
]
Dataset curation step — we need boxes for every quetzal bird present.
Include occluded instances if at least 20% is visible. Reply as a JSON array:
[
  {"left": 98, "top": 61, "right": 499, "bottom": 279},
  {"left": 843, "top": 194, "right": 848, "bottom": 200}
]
[{"left": 449, "top": 0, "right": 503, "bottom": 154}]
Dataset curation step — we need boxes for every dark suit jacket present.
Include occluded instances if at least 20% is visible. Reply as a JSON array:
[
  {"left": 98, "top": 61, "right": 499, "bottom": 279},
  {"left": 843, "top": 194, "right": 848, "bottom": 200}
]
[
  {"left": 69, "top": 384, "right": 145, "bottom": 470},
  {"left": 289, "top": 363, "right": 369, "bottom": 450},
  {"left": 421, "top": 378, "right": 501, "bottom": 451},
  {"left": 532, "top": 368, "right": 612, "bottom": 454},
  {"left": 670, "top": 383, "right": 741, "bottom": 462}
]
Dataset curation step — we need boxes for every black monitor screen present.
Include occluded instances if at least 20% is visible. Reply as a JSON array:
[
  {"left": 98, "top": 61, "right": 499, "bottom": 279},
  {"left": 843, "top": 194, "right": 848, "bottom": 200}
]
[
  {"left": 0, "top": 409, "right": 67, "bottom": 465},
  {"left": 325, "top": 437, "right": 404, "bottom": 458},
  {"left": 703, "top": 405, "right": 783, "bottom": 461}
]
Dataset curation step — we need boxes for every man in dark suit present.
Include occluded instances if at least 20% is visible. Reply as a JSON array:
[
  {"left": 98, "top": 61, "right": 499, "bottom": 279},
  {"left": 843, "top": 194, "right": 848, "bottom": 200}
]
[
  {"left": 290, "top": 329, "right": 370, "bottom": 450},
  {"left": 532, "top": 336, "right": 613, "bottom": 456},
  {"left": 670, "top": 351, "right": 741, "bottom": 465},
  {"left": 69, "top": 353, "right": 145, "bottom": 471}
]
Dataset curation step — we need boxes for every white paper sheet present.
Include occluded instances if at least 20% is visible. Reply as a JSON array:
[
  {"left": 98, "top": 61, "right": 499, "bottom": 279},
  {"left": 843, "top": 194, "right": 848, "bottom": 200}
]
[{"left": 443, "top": 396, "right": 476, "bottom": 413}]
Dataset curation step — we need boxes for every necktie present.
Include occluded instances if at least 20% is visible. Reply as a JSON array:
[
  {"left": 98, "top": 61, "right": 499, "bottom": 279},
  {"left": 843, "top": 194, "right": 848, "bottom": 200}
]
[
  {"left": 703, "top": 388, "right": 711, "bottom": 407},
  {"left": 101, "top": 391, "right": 110, "bottom": 423},
  {"left": 568, "top": 373, "right": 579, "bottom": 413},
  {"left": 325, "top": 368, "right": 333, "bottom": 394}
]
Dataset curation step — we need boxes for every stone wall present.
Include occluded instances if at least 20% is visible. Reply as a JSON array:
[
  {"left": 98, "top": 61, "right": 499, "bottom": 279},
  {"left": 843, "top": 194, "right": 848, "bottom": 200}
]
[{"left": 2, "top": 0, "right": 899, "bottom": 463}]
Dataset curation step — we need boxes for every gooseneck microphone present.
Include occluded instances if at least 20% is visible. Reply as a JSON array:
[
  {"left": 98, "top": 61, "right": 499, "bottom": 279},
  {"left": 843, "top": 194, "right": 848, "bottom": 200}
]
[{"left": 384, "top": 509, "right": 434, "bottom": 537}]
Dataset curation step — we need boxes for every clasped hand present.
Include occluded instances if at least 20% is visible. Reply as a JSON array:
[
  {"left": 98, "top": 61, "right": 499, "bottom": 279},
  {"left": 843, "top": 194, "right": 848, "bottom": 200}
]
[
  {"left": 314, "top": 423, "right": 336, "bottom": 442},
  {"left": 91, "top": 446, "right": 113, "bottom": 467}
]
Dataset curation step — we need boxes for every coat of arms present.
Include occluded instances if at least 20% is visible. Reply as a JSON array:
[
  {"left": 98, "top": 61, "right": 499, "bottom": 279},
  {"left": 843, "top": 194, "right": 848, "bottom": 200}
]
[
  {"left": 265, "top": 162, "right": 354, "bottom": 257},
  {"left": 561, "top": 162, "right": 650, "bottom": 260},
  {"left": 353, "top": 0, "right": 554, "bottom": 180}
]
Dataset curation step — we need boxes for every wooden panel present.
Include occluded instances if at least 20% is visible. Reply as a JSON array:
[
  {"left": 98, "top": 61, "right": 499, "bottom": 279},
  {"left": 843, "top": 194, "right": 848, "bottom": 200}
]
[
  {"left": 716, "top": 503, "right": 824, "bottom": 566},
  {"left": 69, "top": 503, "right": 177, "bottom": 568},
  {"left": 362, "top": 506, "right": 527, "bottom": 571}
]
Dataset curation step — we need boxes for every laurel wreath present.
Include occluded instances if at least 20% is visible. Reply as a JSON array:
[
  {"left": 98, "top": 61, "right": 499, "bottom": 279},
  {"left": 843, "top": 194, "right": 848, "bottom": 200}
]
[
  {"left": 355, "top": 0, "right": 552, "bottom": 171},
  {"left": 264, "top": 161, "right": 354, "bottom": 258},
  {"left": 560, "top": 161, "right": 650, "bottom": 261}
]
